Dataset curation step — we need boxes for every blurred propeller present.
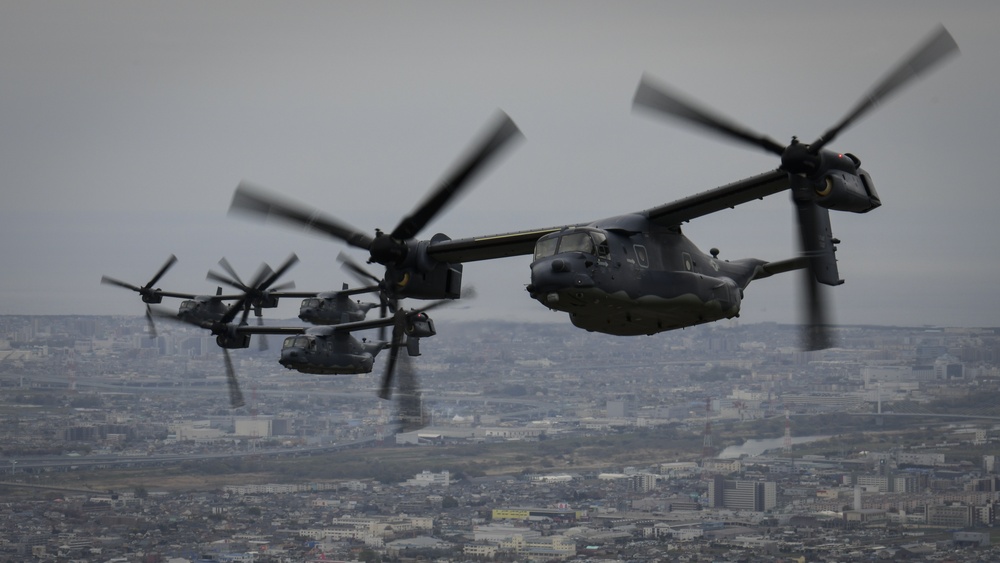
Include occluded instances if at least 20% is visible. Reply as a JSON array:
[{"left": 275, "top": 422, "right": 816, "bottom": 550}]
[
  {"left": 378, "top": 290, "right": 471, "bottom": 400},
  {"left": 101, "top": 254, "right": 179, "bottom": 338},
  {"left": 207, "top": 253, "right": 298, "bottom": 319},
  {"left": 810, "top": 25, "right": 959, "bottom": 152},
  {"left": 393, "top": 353, "right": 428, "bottom": 433},
  {"left": 633, "top": 26, "right": 958, "bottom": 161},
  {"left": 230, "top": 111, "right": 523, "bottom": 269},
  {"left": 799, "top": 268, "right": 833, "bottom": 351},
  {"left": 101, "top": 254, "right": 178, "bottom": 299},
  {"left": 222, "top": 349, "right": 246, "bottom": 409},
  {"left": 633, "top": 26, "right": 958, "bottom": 350},
  {"left": 150, "top": 297, "right": 251, "bottom": 409},
  {"left": 338, "top": 251, "right": 396, "bottom": 339},
  {"left": 633, "top": 76, "right": 786, "bottom": 156}
]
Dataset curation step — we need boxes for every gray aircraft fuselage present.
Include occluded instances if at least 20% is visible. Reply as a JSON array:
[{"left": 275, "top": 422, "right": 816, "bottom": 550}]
[
  {"left": 526, "top": 218, "right": 765, "bottom": 336},
  {"left": 279, "top": 328, "right": 385, "bottom": 375},
  {"left": 298, "top": 293, "right": 376, "bottom": 325}
]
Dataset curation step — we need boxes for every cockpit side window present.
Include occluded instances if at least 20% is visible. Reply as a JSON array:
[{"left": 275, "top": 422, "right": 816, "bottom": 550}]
[
  {"left": 592, "top": 232, "right": 610, "bottom": 259},
  {"left": 634, "top": 244, "right": 649, "bottom": 268}
]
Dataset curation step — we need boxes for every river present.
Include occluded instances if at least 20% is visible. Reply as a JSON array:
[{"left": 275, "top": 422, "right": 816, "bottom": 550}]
[{"left": 717, "top": 435, "right": 833, "bottom": 459}]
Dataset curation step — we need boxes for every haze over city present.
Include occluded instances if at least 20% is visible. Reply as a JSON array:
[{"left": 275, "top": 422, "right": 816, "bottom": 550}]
[{"left": 1, "top": 1, "right": 997, "bottom": 329}]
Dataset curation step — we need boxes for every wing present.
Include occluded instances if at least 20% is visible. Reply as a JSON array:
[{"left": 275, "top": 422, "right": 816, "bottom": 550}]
[
  {"left": 232, "top": 325, "right": 308, "bottom": 335},
  {"left": 259, "top": 290, "right": 333, "bottom": 299},
  {"left": 149, "top": 290, "right": 202, "bottom": 300},
  {"left": 422, "top": 170, "right": 788, "bottom": 262},
  {"left": 641, "top": 169, "right": 789, "bottom": 227},
  {"left": 424, "top": 226, "right": 569, "bottom": 263},
  {"left": 232, "top": 315, "right": 397, "bottom": 336}
]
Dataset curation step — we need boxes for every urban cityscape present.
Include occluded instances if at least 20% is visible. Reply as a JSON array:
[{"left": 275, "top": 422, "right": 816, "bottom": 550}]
[{"left": 2, "top": 314, "right": 1000, "bottom": 562}]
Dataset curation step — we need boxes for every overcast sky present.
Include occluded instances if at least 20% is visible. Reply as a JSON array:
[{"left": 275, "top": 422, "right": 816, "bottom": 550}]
[{"left": 1, "top": 1, "right": 996, "bottom": 329}]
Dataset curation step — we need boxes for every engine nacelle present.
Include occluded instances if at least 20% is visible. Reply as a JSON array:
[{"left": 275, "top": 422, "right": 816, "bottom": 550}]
[
  {"left": 256, "top": 294, "right": 279, "bottom": 309},
  {"left": 141, "top": 292, "right": 164, "bottom": 304},
  {"left": 216, "top": 330, "right": 251, "bottom": 350},
  {"left": 814, "top": 168, "right": 881, "bottom": 213},
  {"left": 387, "top": 260, "right": 463, "bottom": 300},
  {"left": 385, "top": 234, "right": 463, "bottom": 300},
  {"left": 405, "top": 312, "right": 436, "bottom": 338}
]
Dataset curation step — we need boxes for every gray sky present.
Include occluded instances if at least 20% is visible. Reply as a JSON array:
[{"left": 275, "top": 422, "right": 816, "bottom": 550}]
[{"left": 1, "top": 1, "right": 996, "bottom": 328}]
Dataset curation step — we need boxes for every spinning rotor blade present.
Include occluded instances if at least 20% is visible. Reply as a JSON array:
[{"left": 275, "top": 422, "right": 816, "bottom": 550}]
[
  {"left": 259, "top": 253, "right": 299, "bottom": 292},
  {"left": 799, "top": 267, "right": 833, "bottom": 351},
  {"left": 394, "top": 353, "right": 427, "bottom": 433},
  {"left": 222, "top": 349, "right": 246, "bottom": 409},
  {"left": 100, "top": 275, "right": 142, "bottom": 293},
  {"left": 100, "top": 254, "right": 179, "bottom": 296},
  {"left": 230, "top": 182, "right": 374, "bottom": 250},
  {"left": 231, "top": 111, "right": 522, "bottom": 270},
  {"left": 102, "top": 255, "right": 182, "bottom": 338},
  {"left": 144, "top": 305, "right": 158, "bottom": 339},
  {"left": 377, "top": 289, "right": 473, "bottom": 399},
  {"left": 205, "top": 270, "right": 244, "bottom": 292},
  {"left": 339, "top": 251, "right": 395, "bottom": 339},
  {"left": 391, "top": 111, "right": 523, "bottom": 241},
  {"left": 207, "top": 257, "right": 267, "bottom": 294},
  {"left": 146, "top": 302, "right": 247, "bottom": 408},
  {"left": 216, "top": 257, "right": 246, "bottom": 289},
  {"left": 633, "top": 74, "right": 786, "bottom": 156},
  {"left": 635, "top": 27, "right": 957, "bottom": 352},
  {"left": 635, "top": 26, "right": 958, "bottom": 160},
  {"left": 338, "top": 251, "right": 381, "bottom": 285},
  {"left": 144, "top": 254, "right": 179, "bottom": 291},
  {"left": 339, "top": 252, "right": 389, "bottom": 307},
  {"left": 208, "top": 254, "right": 298, "bottom": 318},
  {"left": 256, "top": 315, "right": 269, "bottom": 351},
  {"left": 793, "top": 196, "right": 834, "bottom": 350},
  {"left": 811, "top": 25, "right": 959, "bottom": 151},
  {"left": 379, "top": 311, "right": 407, "bottom": 400}
]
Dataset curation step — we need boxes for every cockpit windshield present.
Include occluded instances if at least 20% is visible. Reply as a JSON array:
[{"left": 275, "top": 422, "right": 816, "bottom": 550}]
[
  {"left": 533, "top": 236, "right": 559, "bottom": 260},
  {"left": 533, "top": 230, "right": 609, "bottom": 261},
  {"left": 303, "top": 298, "right": 322, "bottom": 308},
  {"left": 559, "top": 233, "right": 595, "bottom": 254},
  {"left": 282, "top": 336, "right": 312, "bottom": 349}
]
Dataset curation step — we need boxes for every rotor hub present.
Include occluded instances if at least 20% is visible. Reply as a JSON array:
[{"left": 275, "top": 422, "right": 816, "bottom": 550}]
[
  {"left": 780, "top": 140, "right": 820, "bottom": 176},
  {"left": 369, "top": 232, "right": 408, "bottom": 265}
]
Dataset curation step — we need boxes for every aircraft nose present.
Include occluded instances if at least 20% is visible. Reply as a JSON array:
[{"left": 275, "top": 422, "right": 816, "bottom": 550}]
[
  {"left": 280, "top": 348, "right": 302, "bottom": 366},
  {"left": 528, "top": 256, "right": 595, "bottom": 295}
]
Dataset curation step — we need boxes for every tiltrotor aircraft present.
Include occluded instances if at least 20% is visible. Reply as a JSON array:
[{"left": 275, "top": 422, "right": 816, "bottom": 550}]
[
  {"left": 155, "top": 293, "right": 443, "bottom": 408},
  {"left": 100, "top": 254, "right": 243, "bottom": 338},
  {"left": 102, "top": 252, "right": 383, "bottom": 335},
  {"left": 229, "top": 26, "right": 958, "bottom": 351},
  {"left": 230, "top": 27, "right": 958, "bottom": 349}
]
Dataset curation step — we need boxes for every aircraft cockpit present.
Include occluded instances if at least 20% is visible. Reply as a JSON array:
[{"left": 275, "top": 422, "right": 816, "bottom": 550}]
[
  {"left": 533, "top": 228, "right": 610, "bottom": 261},
  {"left": 282, "top": 335, "right": 315, "bottom": 351},
  {"left": 302, "top": 298, "right": 323, "bottom": 309},
  {"left": 178, "top": 300, "right": 199, "bottom": 314}
]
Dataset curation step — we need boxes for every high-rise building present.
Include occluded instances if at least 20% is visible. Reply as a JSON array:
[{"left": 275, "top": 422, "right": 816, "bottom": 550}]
[{"left": 708, "top": 476, "right": 776, "bottom": 512}]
